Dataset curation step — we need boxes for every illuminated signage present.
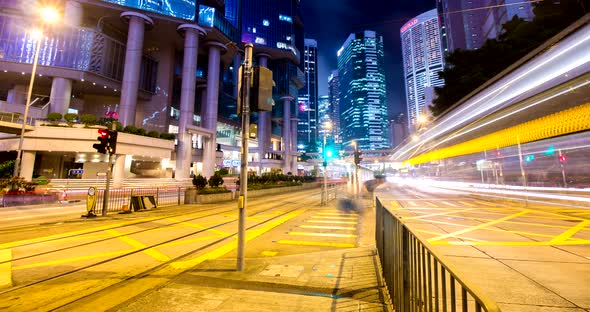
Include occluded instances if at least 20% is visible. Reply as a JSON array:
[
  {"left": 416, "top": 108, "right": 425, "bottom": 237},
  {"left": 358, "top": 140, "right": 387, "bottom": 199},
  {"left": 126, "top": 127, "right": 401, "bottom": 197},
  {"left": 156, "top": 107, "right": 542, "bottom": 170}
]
[
  {"left": 101, "top": 0, "right": 196, "bottom": 21},
  {"left": 401, "top": 18, "right": 418, "bottom": 33}
]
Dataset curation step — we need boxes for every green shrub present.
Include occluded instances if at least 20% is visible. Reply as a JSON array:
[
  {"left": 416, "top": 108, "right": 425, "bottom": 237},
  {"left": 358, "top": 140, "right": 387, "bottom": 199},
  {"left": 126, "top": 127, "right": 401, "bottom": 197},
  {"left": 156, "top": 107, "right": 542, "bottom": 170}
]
[
  {"left": 208, "top": 173, "right": 224, "bottom": 188},
  {"left": 47, "top": 112, "right": 62, "bottom": 122},
  {"left": 216, "top": 168, "right": 229, "bottom": 176},
  {"left": 136, "top": 128, "right": 146, "bottom": 136},
  {"left": 0, "top": 160, "right": 15, "bottom": 178},
  {"left": 197, "top": 187, "right": 231, "bottom": 195},
  {"left": 64, "top": 113, "right": 78, "bottom": 124},
  {"left": 80, "top": 114, "right": 97, "bottom": 127},
  {"left": 147, "top": 131, "right": 159, "bottom": 138},
  {"left": 159, "top": 133, "right": 176, "bottom": 140},
  {"left": 192, "top": 174, "right": 207, "bottom": 190},
  {"left": 123, "top": 125, "right": 138, "bottom": 134},
  {"left": 34, "top": 175, "right": 50, "bottom": 185}
]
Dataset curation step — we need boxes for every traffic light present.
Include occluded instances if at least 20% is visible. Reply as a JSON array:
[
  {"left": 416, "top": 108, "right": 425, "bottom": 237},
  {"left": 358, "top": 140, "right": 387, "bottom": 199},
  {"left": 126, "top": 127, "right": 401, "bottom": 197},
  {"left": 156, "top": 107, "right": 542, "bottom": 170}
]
[
  {"left": 93, "top": 129, "right": 117, "bottom": 155},
  {"left": 559, "top": 155, "right": 567, "bottom": 163},
  {"left": 354, "top": 149, "right": 363, "bottom": 165},
  {"left": 525, "top": 154, "right": 535, "bottom": 163},
  {"left": 251, "top": 66, "right": 274, "bottom": 112}
]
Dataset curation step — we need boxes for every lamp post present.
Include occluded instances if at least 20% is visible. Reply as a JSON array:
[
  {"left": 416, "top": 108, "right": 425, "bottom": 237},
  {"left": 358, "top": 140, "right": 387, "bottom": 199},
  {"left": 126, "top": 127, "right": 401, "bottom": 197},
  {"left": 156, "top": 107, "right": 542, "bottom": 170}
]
[
  {"left": 13, "top": 7, "right": 60, "bottom": 178},
  {"left": 321, "top": 121, "right": 332, "bottom": 205}
]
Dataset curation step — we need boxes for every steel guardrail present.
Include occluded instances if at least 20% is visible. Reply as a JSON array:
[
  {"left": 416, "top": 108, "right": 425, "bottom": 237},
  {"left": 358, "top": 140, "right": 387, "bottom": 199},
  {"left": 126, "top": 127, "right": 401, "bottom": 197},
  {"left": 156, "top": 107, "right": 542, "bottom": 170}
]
[
  {"left": 375, "top": 197, "right": 501, "bottom": 312},
  {"left": 93, "top": 186, "right": 185, "bottom": 215}
]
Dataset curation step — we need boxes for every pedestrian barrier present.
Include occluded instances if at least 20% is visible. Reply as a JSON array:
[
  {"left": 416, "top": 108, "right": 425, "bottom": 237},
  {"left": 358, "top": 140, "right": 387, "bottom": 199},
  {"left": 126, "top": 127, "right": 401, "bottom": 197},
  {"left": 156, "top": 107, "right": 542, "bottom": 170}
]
[
  {"left": 129, "top": 195, "right": 157, "bottom": 211},
  {"left": 375, "top": 197, "right": 501, "bottom": 312},
  {"left": 91, "top": 187, "right": 184, "bottom": 215}
]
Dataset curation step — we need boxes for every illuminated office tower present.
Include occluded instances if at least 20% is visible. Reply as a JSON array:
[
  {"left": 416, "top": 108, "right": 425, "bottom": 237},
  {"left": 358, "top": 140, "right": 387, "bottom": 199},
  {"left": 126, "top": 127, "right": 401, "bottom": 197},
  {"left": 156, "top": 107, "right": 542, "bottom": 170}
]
[
  {"left": 337, "top": 31, "right": 389, "bottom": 151},
  {"left": 328, "top": 70, "right": 341, "bottom": 144},
  {"left": 297, "top": 38, "right": 319, "bottom": 152},
  {"left": 401, "top": 9, "right": 445, "bottom": 130},
  {"left": 482, "top": 0, "right": 534, "bottom": 40}
]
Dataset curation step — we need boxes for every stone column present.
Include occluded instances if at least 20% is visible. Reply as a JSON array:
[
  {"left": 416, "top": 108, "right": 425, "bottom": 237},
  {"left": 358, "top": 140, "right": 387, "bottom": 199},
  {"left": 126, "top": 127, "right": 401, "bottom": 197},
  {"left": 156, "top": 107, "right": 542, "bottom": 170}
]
[
  {"left": 281, "top": 96, "right": 294, "bottom": 174},
  {"left": 49, "top": 77, "right": 72, "bottom": 115},
  {"left": 118, "top": 12, "right": 153, "bottom": 127},
  {"left": 256, "top": 53, "right": 271, "bottom": 175},
  {"left": 112, "top": 154, "right": 126, "bottom": 188},
  {"left": 201, "top": 42, "right": 227, "bottom": 179},
  {"left": 21, "top": 151, "right": 36, "bottom": 181},
  {"left": 176, "top": 24, "right": 205, "bottom": 180}
]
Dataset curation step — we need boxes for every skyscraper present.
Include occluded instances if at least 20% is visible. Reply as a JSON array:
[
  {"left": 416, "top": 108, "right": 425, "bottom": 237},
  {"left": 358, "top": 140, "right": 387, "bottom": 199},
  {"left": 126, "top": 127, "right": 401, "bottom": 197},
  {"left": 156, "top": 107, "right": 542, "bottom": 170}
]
[
  {"left": 298, "top": 38, "right": 319, "bottom": 152},
  {"left": 482, "top": 0, "right": 535, "bottom": 40},
  {"left": 337, "top": 31, "right": 389, "bottom": 151},
  {"left": 401, "top": 9, "right": 445, "bottom": 130},
  {"left": 328, "top": 70, "right": 341, "bottom": 144}
]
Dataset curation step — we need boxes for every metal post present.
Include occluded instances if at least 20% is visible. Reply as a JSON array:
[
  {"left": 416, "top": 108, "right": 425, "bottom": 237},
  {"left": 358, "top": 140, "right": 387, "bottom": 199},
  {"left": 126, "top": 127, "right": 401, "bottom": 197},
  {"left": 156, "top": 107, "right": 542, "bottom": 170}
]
[
  {"left": 237, "top": 43, "right": 253, "bottom": 272},
  {"left": 14, "top": 34, "right": 42, "bottom": 178},
  {"left": 322, "top": 134, "right": 327, "bottom": 206},
  {"left": 177, "top": 186, "right": 181, "bottom": 205}
]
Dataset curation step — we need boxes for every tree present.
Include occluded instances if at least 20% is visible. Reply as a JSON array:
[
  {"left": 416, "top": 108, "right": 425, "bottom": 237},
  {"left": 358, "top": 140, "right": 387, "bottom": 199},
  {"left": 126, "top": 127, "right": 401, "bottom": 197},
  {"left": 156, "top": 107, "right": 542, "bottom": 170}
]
[
  {"left": 192, "top": 174, "right": 207, "bottom": 190},
  {"left": 208, "top": 173, "right": 224, "bottom": 188},
  {"left": 430, "top": 0, "right": 590, "bottom": 116}
]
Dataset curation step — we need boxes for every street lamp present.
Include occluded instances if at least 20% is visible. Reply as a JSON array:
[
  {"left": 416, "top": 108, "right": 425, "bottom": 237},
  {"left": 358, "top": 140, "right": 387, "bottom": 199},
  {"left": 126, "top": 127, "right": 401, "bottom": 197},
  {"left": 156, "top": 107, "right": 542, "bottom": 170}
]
[
  {"left": 13, "top": 6, "right": 60, "bottom": 178},
  {"left": 321, "top": 121, "right": 333, "bottom": 205}
]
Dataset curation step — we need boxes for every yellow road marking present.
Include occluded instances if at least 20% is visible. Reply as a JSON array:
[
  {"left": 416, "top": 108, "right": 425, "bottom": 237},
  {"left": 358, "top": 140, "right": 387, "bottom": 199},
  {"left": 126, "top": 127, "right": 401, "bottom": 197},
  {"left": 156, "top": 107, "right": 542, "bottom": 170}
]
[
  {"left": 442, "top": 201, "right": 457, "bottom": 207},
  {"left": 428, "top": 210, "right": 531, "bottom": 242},
  {"left": 156, "top": 235, "right": 221, "bottom": 249},
  {"left": 260, "top": 251, "right": 278, "bottom": 257},
  {"left": 415, "top": 230, "right": 486, "bottom": 242},
  {"left": 432, "top": 240, "right": 590, "bottom": 246},
  {"left": 277, "top": 240, "right": 355, "bottom": 248},
  {"left": 532, "top": 209, "right": 588, "bottom": 222},
  {"left": 390, "top": 201, "right": 402, "bottom": 209},
  {"left": 166, "top": 217, "right": 230, "bottom": 236},
  {"left": 317, "top": 212, "right": 358, "bottom": 216},
  {"left": 107, "top": 230, "right": 170, "bottom": 262},
  {"left": 13, "top": 249, "right": 134, "bottom": 270},
  {"left": 300, "top": 225, "right": 356, "bottom": 230},
  {"left": 464, "top": 216, "right": 589, "bottom": 230},
  {"left": 404, "top": 208, "right": 477, "bottom": 220},
  {"left": 475, "top": 201, "right": 498, "bottom": 207},
  {"left": 408, "top": 201, "right": 418, "bottom": 206},
  {"left": 0, "top": 249, "right": 12, "bottom": 288},
  {"left": 458, "top": 201, "right": 476, "bottom": 207},
  {"left": 424, "top": 202, "right": 439, "bottom": 208},
  {"left": 310, "top": 216, "right": 357, "bottom": 220},
  {"left": 308, "top": 220, "right": 357, "bottom": 224},
  {"left": 170, "top": 209, "right": 306, "bottom": 269},
  {"left": 550, "top": 220, "right": 590, "bottom": 243},
  {"left": 288, "top": 232, "right": 357, "bottom": 238},
  {"left": 0, "top": 217, "right": 162, "bottom": 250}
]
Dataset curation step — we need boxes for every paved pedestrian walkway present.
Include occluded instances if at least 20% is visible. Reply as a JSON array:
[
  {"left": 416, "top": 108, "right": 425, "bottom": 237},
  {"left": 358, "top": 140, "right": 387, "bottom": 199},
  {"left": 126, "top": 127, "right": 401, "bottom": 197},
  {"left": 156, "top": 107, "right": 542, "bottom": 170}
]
[{"left": 114, "top": 197, "right": 393, "bottom": 312}]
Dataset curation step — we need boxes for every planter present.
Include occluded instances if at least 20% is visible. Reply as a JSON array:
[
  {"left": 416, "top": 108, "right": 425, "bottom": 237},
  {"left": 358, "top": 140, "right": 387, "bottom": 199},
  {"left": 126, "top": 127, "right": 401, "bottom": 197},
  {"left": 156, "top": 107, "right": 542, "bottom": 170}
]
[
  {"left": 184, "top": 189, "right": 235, "bottom": 204},
  {"left": 1, "top": 193, "right": 58, "bottom": 207}
]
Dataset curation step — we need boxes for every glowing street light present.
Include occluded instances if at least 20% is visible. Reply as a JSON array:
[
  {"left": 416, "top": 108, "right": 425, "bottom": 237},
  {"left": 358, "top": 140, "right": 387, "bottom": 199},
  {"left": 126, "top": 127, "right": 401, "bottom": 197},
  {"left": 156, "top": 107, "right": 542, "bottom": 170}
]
[{"left": 13, "top": 6, "right": 61, "bottom": 178}]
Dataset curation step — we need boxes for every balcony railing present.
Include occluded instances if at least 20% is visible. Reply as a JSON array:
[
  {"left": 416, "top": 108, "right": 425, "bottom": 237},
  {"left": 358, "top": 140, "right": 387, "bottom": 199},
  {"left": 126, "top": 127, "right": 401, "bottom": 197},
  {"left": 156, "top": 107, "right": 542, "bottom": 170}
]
[{"left": 0, "top": 15, "right": 157, "bottom": 93}]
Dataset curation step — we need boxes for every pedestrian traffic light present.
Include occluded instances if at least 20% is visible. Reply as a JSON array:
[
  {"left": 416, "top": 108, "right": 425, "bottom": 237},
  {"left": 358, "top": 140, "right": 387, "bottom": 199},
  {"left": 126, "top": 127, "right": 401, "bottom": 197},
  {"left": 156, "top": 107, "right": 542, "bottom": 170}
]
[
  {"left": 354, "top": 150, "right": 363, "bottom": 165},
  {"left": 559, "top": 155, "right": 567, "bottom": 163},
  {"left": 93, "top": 129, "right": 117, "bottom": 155},
  {"left": 251, "top": 66, "right": 274, "bottom": 112},
  {"left": 525, "top": 154, "right": 535, "bottom": 163}
]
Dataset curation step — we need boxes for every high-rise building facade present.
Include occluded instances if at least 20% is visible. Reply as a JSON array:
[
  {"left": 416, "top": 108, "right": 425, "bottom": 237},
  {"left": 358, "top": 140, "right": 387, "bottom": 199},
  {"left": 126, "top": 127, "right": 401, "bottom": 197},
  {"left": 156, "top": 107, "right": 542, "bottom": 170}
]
[
  {"left": 328, "top": 70, "right": 341, "bottom": 144},
  {"left": 389, "top": 112, "right": 408, "bottom": 148},
  {"left": 317, "top": 95, "right": 331, "bottom": 139},
  {"left": 401, "top": 9, "right": 445, "bottom": 130},
  {"left": 437, "top": 0, "right": 535, "bottom": 53},
  {"left": 297, "top": 38, "right": 318, "bottom": 152},
  {"left": 337, "top": 31, "right": 389, "bottom": 151}
]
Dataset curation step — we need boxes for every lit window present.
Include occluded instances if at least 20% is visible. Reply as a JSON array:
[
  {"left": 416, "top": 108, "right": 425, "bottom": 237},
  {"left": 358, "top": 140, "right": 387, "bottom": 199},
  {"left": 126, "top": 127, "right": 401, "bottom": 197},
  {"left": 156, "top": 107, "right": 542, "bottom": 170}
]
[
  {"left": 263, "top": 19, "right": 269, "bottom": 26},
  {"left": 253, "top": 27, "right": 256, "bottom": 33}
]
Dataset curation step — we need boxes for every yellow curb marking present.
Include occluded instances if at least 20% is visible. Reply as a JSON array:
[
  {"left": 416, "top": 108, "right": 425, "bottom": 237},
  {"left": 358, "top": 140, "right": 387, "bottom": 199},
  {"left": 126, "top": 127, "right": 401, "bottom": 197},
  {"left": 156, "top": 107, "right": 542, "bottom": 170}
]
[
  {"left": 288, "top": 232, "right": 357, "bottom": 238},
  {"left": 107, "top": 230, "right": 170, "bottom": 262},
  {"left": 0, "top": 249, "right": 12, "bottom": 288},
  {"left": 170, "top": 209, "right": 306, "bottom": 270},
  {"left": 428, "top": 210, "right": 531, "bottom": 242},
  {"left": 300, "top": 225, "right": 356, "bottom": 230},
  {"left": 277, "top": 240, "right": 355, "bottom": 248},
  {"left": 404, "top": 208, "right": 478, "bottom": 220},
  {"left": 13, "top": 249, "right": 134, "bottom": 270},
  {"left": 550, "top": 220, "right": 590, "bottom": 243},
  {"left": 166, "top": 217, "right": 230, "bottom": 236},
  {"left": 0, "top": 217, "right": 162, "bottom": 250},
  {"left": 308, "top": 220, "right": 357, "bottom": 224}
]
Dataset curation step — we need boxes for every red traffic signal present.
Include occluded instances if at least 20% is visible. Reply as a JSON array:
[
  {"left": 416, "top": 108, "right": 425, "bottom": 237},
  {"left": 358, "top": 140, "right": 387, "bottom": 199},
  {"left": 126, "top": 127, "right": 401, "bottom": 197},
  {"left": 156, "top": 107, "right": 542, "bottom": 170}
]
[
  {"left": 93, "top": 129, "right": 117, "bottom": 155},
  {"left": 559, "top": 155, "right": 567, "bottom": 163}
]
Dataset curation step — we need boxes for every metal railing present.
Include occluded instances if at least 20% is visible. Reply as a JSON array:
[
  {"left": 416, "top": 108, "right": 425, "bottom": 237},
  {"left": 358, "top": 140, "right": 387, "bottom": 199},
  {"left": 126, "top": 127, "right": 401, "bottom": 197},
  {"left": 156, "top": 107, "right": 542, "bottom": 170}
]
[
  {"left": 375, "top": 197, "right": 501, "bottom": 312},
  {"left": 93, "top": 187, "right": 185, "bottom": 215}
]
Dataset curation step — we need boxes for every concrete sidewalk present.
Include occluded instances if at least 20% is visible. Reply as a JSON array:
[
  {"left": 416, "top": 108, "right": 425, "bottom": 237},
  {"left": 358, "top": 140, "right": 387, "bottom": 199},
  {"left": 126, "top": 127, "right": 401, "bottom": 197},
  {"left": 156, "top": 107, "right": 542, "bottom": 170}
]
[{"left": 114, "top": 197, "right": 392, "bottom": 312}]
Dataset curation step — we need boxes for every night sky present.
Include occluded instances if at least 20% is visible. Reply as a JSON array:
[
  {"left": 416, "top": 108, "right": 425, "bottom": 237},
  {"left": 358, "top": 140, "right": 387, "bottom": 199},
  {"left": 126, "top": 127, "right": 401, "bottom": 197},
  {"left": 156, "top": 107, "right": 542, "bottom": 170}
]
[{"left": 300, "top": 0, "right": 436, "bottom": 117}]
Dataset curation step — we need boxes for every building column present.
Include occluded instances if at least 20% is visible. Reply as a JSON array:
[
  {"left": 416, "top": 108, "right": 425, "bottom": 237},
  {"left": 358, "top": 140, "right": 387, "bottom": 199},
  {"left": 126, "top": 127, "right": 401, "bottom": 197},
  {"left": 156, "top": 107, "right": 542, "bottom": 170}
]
[
  {"left": 256, "top": 53, "right": 271, "bottom": 175},
  {"left": 281, "top": 96, "right": 294, "bottom": 174},
  {"left": 201, "top": 41, "right": 227, "bottom": 179},
  {"left": 290, "top": 117, "right": 299, "bottom": 174},
  {"left": 20, "top": 151, "right": 36, "bottom": 181},
  {"left": 49, "top": 77, "right": 72, "bottom": 115},
  {"left": 118, "top": 12, "right": 153, "bottom": 127},
  {"left": 7, "top": 85, "right": 27, "bottom": 105},
  {"left": 176, "top": 24, "right": 206, "bottom": 180},
  {"left": 112, "top": 154, "right": 126, "bottom": 188},
  {"left": 64, "top": 0, "right": 82, "bottom": 27}
]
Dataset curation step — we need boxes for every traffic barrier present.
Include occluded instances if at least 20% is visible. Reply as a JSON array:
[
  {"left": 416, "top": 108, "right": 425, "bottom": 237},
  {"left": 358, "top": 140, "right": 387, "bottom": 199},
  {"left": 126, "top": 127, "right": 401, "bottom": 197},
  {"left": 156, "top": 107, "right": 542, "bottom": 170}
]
[
  {"left": 375, "top": 197, "right": 501, "bottom": 312},
  {"left": 130, "top": 195, "right": 157, "bottom": 211}
]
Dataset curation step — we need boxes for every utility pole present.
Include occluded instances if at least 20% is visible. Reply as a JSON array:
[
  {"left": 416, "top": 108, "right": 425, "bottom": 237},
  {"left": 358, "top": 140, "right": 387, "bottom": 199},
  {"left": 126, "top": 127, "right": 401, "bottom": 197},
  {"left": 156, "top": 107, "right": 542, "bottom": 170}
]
[{"left": 237, "top": 43, "right": 253, "bottom": 272}]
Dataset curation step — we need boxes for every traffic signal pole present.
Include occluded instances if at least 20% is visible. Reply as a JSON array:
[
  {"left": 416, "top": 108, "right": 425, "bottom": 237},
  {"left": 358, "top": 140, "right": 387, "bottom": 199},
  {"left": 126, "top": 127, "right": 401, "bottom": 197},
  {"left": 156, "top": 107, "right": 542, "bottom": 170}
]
[
  {"left": 237, "top": 43, "right": 253, "bottom": 272},
  {"left": 101, "top": 123, "right": 116, "bottom": 216}
]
